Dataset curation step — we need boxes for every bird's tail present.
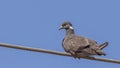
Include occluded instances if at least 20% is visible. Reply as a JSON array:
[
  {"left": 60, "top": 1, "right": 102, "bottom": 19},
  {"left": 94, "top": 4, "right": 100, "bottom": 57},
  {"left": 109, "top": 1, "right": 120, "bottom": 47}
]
[
  {"left": 99, "top": 42, "right": 108, "bottom": 50},
  {"left": 95, "top": 49, "right": 106, "bottom": 56},
  {"left": 95, "top": 42, "right": 108, "bottom": 56}
]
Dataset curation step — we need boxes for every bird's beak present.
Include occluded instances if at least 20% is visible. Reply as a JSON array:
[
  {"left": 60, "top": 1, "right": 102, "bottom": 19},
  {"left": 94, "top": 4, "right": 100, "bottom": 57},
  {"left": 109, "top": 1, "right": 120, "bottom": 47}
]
[{"left": 59, "top": 26, "right": 63, "bottom": 30}]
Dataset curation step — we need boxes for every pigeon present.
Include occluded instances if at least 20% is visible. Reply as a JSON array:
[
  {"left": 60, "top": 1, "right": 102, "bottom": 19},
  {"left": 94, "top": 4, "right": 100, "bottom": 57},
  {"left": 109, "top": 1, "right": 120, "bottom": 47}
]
[{"left": 59, "top": 22, "right": 108, "bottom": 58}]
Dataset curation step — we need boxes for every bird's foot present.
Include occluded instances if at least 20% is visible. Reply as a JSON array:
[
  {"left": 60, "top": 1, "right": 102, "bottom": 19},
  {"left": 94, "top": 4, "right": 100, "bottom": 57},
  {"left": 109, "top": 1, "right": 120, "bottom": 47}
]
[{"left": 70, "top": 52, "right": 80, "bottom": 59}]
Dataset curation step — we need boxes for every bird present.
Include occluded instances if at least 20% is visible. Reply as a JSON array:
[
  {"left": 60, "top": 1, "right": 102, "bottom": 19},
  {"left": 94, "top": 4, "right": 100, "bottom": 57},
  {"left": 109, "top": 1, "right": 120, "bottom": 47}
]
[{"left": 59, "top": 21, "right": 108, "bottom": 58}]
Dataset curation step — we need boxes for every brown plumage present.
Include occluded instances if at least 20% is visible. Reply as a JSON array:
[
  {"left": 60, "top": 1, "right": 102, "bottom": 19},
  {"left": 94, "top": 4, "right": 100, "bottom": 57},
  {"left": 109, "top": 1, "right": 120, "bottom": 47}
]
[{"left": 59, "top": 22, "right": 108, "bottom": 58}]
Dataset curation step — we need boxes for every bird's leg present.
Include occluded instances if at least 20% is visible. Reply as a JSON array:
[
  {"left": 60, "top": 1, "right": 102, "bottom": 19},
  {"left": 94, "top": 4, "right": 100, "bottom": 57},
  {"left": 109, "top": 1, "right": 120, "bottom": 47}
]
[
  {"left": 74, "top": 51, "right": 82, "bottom": 59},
  {"left": 69, "top": 50, "right": 79, "bottom": 59}
]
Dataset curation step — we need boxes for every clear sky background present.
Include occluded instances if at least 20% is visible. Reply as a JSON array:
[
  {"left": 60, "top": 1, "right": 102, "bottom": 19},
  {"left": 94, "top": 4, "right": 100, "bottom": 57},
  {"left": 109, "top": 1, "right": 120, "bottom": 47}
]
[{"left": 0, "top": 0, "right": 120, "bottom": 68}]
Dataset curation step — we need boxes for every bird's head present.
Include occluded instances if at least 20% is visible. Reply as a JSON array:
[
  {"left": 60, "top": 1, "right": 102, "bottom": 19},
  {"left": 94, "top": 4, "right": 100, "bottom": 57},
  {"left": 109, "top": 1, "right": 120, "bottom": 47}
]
[{"left": 59, "top": 21, "right": 74, "bottom": 30}]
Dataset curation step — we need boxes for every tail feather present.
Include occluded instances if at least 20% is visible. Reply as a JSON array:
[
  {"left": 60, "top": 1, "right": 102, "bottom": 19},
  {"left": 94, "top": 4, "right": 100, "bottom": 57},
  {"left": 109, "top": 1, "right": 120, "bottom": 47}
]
[
  {"left": 96, "top": 50, "right": 106, "bottom": 56},
  {"left": 99, "top": 42, "right": 108, "bottom": 50}
]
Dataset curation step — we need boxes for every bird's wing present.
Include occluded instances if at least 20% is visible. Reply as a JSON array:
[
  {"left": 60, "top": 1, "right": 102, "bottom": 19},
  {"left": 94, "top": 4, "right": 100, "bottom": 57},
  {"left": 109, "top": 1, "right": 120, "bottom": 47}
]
[
  {"left": 70, "top": 36, "right": 105, "bottom": 55},
  {"left": 80, "top": 38, "right": 106, "bottom": 56},
  {"left": 65, "top": 35, "right": 91, "bottom": 52},
  {"left": 62, "top": 35, "right": 88, "bottom": 52},
  {"left": 62, "top": 35, "right": 106, "bottom": 56}
]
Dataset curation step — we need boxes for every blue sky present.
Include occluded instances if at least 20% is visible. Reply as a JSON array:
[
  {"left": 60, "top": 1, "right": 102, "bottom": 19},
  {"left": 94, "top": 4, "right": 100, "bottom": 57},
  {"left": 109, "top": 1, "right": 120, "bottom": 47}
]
[{"left": 0, "top": 0, "right": 120, "bottom": 68}]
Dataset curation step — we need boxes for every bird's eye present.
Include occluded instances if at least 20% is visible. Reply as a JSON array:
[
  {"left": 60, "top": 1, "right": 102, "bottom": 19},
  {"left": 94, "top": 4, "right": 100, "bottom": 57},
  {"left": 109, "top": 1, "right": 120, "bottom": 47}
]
[{"left": 62, "top": 24, "right": 67, "bottom": 27}]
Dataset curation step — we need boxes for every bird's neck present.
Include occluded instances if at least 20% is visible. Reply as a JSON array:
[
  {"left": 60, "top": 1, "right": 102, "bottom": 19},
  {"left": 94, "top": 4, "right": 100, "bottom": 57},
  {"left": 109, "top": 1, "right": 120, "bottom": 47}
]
[{"left": 66, "top": 29, "right": 75, "bottom": 36}]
